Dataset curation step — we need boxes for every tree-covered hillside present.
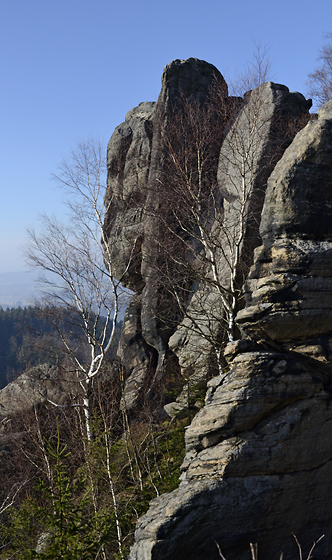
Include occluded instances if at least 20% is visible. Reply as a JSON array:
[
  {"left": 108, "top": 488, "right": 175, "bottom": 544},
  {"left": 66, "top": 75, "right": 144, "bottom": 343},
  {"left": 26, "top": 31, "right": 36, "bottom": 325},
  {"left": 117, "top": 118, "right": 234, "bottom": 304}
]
[
  {"left": 0, "top": 306, "right": 122, "bottom": 390},
  {"left": 0, "top": 306, "right": 54, "bottom": 389}
]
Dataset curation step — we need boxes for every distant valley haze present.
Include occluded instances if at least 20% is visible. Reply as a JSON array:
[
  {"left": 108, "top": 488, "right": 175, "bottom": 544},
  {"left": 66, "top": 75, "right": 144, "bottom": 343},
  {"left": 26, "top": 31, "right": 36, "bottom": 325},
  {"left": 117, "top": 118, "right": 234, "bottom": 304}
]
[
  {"left": 0, "top": 270, "right": 41, "bottom": 308},
  {"left": 0, "top": 271, "right": 128, "bottom": 323}
]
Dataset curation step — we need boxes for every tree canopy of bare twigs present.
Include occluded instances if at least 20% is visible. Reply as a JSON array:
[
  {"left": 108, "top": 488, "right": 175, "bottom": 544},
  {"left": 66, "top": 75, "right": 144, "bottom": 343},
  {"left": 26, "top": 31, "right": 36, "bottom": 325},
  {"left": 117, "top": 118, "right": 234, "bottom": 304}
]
[
  {"left": 154, "top": 69, "right": 308, "bottom": 376},
  {"left": 230, "top": 42, "right": 273, "bottom": 97},
  {"left": 307, "top": 32, "right": 332, "bottom": 108},
  {"left": 155, "top": 83, "right": 264, "bottom": 349},
  {"left": 150, "top": 82, "right": 231, "bottom": 371}
]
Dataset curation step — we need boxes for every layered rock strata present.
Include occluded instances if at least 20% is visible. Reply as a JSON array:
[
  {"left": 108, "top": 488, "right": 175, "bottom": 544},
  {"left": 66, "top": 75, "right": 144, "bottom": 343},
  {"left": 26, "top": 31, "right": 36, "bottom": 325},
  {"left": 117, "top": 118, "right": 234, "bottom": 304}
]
[
  {"left": 128, "top": 102, "right": 332, "bottom": 559},
  {"left": 237, "top": 99, "right": 332, "bottom": 347}
]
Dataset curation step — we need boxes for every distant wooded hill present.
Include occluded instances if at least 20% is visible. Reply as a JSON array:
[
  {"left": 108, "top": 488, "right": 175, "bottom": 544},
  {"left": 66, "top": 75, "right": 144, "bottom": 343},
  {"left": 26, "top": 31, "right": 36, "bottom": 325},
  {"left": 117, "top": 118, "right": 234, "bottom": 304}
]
[{"left": 0, "top": 306, "right": 122, "bottom": 390}]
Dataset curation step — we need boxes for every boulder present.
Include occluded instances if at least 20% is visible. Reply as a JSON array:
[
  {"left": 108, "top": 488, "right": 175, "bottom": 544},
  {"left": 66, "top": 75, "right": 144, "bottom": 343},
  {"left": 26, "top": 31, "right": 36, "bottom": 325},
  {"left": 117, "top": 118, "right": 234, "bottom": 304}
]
[{"left": 0, "top": 364, "right": 64, "bottom": 419}]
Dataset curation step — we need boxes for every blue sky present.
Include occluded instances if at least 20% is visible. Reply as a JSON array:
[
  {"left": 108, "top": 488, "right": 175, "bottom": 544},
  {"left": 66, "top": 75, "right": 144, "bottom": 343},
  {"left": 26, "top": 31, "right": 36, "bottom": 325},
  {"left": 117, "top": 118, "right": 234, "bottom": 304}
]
[{"left": 1, "top": 0, "right": 331, "bottom": 274}]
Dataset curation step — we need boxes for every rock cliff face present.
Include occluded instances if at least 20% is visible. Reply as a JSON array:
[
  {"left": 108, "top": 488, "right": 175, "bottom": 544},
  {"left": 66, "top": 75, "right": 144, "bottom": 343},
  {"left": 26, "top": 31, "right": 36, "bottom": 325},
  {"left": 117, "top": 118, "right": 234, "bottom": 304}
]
[
  {"left": 237, "top": 99, "right": 332, "bottom": 345},
  {"left": 105, "top": 59, "right": 228, "bottom": 410},
  {"left": 127, "top": 101, "right": 332, "bottom": 559},
  {"left": 103, "top": 59, "right": 332, "bottom": 558},
  {"left": 167, "top": 81, "right": 310, "bottom": 415},
  {"left": 104, "top": 58, "right": 310, "bottom": 413}
]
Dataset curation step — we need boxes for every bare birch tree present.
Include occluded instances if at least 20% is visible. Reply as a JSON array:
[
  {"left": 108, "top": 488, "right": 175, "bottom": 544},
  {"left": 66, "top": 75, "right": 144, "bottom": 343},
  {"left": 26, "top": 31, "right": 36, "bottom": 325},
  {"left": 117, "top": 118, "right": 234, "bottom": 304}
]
[
  {"left": 155, "top": 76, "right": 308, "bottom": 375},
  {"left": 26, "top": 138, "right": 131, "bottom": 443},
  {"left": 229, "top": 41, "right": 273, "bottom": 97},
  {"left": 152, "top": 85, "right": 232, "bottom": 368}
]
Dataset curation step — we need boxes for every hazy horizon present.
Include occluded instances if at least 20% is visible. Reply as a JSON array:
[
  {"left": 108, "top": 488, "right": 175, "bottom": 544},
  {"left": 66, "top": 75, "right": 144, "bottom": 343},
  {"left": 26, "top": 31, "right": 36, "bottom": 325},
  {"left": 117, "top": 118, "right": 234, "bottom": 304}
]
[{"left": 0, "top": 270, "right": 41, "bottom": 308}]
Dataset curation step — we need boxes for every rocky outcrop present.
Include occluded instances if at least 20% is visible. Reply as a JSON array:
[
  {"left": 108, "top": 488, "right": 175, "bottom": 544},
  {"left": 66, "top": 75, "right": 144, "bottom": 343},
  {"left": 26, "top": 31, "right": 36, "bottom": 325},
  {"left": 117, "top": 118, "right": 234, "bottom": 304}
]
[
  {"left": 104, "top": 58, "right": 311, "bottom": 413},
  {"left": 237, "top": 99, "right": 332, "bottom": 346},
  {"left": 0, "top": 364, "right": 64, "bottom": 419},
  {"left": 104, "top": 59, "right": 228, "bottom": 410},
  {"left": 167, "top": 82, "right": 310, "bottom": 414},
  {"left": 127, "top": 101, "right": 332, "bottom": 559}
]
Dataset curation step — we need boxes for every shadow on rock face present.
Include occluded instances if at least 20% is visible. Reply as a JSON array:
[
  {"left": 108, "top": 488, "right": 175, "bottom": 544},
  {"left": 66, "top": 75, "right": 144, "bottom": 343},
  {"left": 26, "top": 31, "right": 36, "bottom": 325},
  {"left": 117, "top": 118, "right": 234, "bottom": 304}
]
[{"left": 126, "top": 94, "right": 332, "bottom": 558}]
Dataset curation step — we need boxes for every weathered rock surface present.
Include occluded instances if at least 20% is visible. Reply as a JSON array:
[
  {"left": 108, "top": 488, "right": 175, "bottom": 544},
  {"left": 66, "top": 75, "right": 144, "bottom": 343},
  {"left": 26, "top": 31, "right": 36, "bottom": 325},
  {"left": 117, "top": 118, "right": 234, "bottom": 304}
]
[
  {"left": 104, "top": 59, "right": 311, "bottom": 413},
  {"left": 168, "top": 82, "right": 310, "bottom": 413},
  {"left": 127, "top": 101, "right": 332, "bottom": 558},
  {"left": 0, "top": 364, "right": 63, "bottom": 419},
  {"left": 104, "top": 59, "right": 228, "bottom": 410},
  {"left": 237, "top": 100, "right": 332, "bottom": 344},
  {"left": 117, "top": 294, "right": 158, "bottom": 411}
]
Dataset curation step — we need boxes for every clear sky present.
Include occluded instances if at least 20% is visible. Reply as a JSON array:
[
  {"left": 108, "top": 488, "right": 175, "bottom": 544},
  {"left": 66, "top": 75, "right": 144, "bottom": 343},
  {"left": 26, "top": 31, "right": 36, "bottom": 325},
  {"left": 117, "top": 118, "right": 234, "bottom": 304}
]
[{"left": 1, "top": 0, "right": 331, "bottom": 274}]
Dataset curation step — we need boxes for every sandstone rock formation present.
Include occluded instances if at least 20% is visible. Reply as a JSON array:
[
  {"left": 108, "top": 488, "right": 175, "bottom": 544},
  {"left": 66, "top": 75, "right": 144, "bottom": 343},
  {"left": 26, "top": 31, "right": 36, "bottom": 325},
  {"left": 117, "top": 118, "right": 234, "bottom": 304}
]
[
  {"left": 105, "top": 58, "right": 228, "bottom": 410},
  {"left": 237, "top": 98, "right": 332, "bottom": 345},
  {"left": 104, "top": 58, "right": 311, "bottom": 414},
  {"left": 127, "top": 100, "right": 332, "bottom": 560},
  {"left": 167, "top": 81, "right": 310, "bottom": 415}
]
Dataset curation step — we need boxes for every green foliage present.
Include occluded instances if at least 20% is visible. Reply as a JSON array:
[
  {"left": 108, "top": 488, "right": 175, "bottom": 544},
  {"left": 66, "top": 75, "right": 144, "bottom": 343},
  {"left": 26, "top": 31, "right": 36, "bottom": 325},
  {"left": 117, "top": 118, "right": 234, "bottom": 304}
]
[
  {"left": 0, "top": 494, "right": 42, "bottom": 558},
  {"left": 0, "top": 425, "right": 114, "bottom": 559},
  {"left": 0, "top": 409, "right": 187, "bottom": 559}
]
